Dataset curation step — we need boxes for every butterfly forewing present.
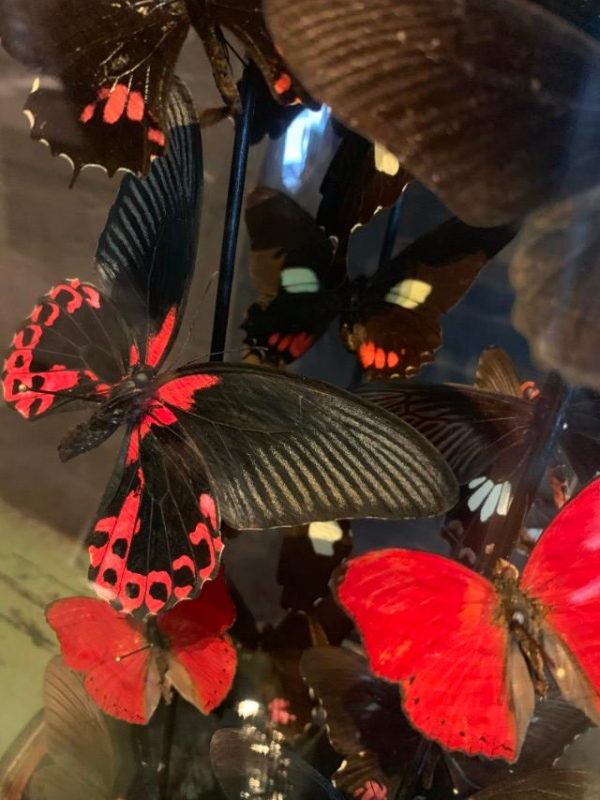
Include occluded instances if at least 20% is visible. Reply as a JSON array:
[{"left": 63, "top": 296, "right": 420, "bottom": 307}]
[
  {"left": 0, "top": 0, "right": 189, "bottom": 177},
  {"left": 265, "top": 0, "right": 600, "bottom": 226},
  {"left": 158, "top": 362, "right": 458, "bottom": 529},
  {"left": 95, "top": 76, "right": 202, "bottom": 369}
]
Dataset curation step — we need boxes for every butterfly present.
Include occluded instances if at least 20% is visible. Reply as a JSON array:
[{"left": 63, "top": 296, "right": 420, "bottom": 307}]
[
  {"left": 264, "top": 0, "right": 600, "bottom": 226},
  {"left": 0, "top": 0, "right": 311, "bottom": 179},
  {"left": 1, "top": 80, "right": 458, "bottom": 617},
  {"left": 27, "top": 657, "right": 135, "bottom": 800},
  {"left": 46, "top": 570, "right": 237, "bottom": 724},
  {"left": 360, "top": 347, "right": 600, "bottom": 563},
  {"left": 242, "top": 187, "right": 513, "bottom": 378},
  {"left": 300, "top": 646, "right": 421, "bottom": 798},
  {"left": 337, "top": 476, "right": 600, "bottom": 762}
]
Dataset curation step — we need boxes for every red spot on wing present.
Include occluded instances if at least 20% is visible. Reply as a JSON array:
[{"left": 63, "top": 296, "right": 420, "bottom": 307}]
[
  {"left": 374, "top": 347, "right": 386, "bottom": 370},
  {"left": 126, "top": 91, "right": 145, "bottom": 122},
  {"left": 277, "top": 334, "right": 292, "bottom": 352},
  {"left": 520, "top": 380, "right": 540, "bottom": 400},
  {"left": 200, "top": 493, "right": 217, "bottom": 529},
  {"left": 80, "top": 102, "right": 95, "bottom": 123},
  {"left": 274, "top": 73, "right": 292, "bottom": 95},
  {"left": 268, "top": 332, "right": 280, "bottom": 347},
  {"left": 268, "top": 697, "right": 296, "bottom": 725},
  {"left": 145, "top": 570, "right": 173, "bottom": 615},
  {"left": 129, "top": 343, "right": 141, "bottom": 368},
  {"left": 359, "top": 341, "right": 376, "bottom": 368},
  {"left": 90, "top": 471, "right": 144, "bottom": 606},
  {"left": 354, "top": 782, "right": 388, "bottom": 800},
  {"left": 146, "top": 306, "right": 177, "bottom": 368},
  {"left": 387, "top": 351, "right": 400, "bottom": 369},
  {"left": 103, "top": 83, "right": 128, "bottom": 124},
  {"left": 147, "top": 127, "right": 166, "bottom": 147},
  {"left": 288, "top": 332, "right": 314, "bottom": 358},
  {"left": 156, "top": 373, "right": 221, "bottom": 411}
]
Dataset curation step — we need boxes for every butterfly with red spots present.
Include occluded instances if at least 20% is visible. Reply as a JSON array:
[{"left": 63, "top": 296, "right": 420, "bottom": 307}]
[
  {"left": 242, "top": 187, "right": 513, "bottom": 378},
  {"left": 2, "top": 81, "right": 458, "bottom": 616},
  {"left": 46, "top": 571, "right": 237, "bottom": 724},
  {"left": 0, "top": 0, "right": 311, "bottom": 178},
  {"left": 337, "top": 476, "right": 600, "bottom": 762}
]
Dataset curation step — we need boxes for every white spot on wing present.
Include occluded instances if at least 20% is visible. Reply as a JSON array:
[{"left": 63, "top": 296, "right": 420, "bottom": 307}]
[
  {"left": 23, "top": 109, "right": 35, "bottom": 129},
  {"left": 384, "top": 278, "right": 432, "bottom": 309},
  {"left": 497, "top": 481, "right": 512, "bottom": 515},
  {"left": 570, "top": 576, "right": 600, "bottom": 605},
  {"left": 374, "top": 141, "right": 400, "bottom": 176},
  {"left": 308, "top": 520, "right": 343, "bottom": 556},
  {"left": 280, "top": 267, "right": 319, "bottom": 294}
]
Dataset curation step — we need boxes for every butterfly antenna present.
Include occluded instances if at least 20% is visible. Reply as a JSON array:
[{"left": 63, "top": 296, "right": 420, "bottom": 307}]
[{"left": 115, "top": 643, "right": 153, "bottom": 662}]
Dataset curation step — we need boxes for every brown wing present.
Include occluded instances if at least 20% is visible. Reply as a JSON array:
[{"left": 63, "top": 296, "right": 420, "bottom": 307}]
[{"left": 264, "top": 0, "right": 600, "bottom": 225}]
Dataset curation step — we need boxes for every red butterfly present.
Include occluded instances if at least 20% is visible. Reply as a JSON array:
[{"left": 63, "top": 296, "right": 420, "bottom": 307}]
[
  {"left": 2, "top": 81, "right": 456, "bottom": 617},
  {"left": 46, "top": 571, "right": 237, "bottom": 724},
  {"left": 337, "top": 477, "right": 600, "bottom": 762}
]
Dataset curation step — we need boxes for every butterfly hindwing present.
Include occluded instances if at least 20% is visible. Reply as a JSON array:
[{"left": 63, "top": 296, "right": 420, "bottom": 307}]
[
  {"left": 242, "top": 187, "right": 338, "bottom": 365},
  {"left": 342, "top": 219, "right": 514, "bottom": 379},
  {"left": 88, "top": 418, "right": 222, "bottom": 616},
  {"left": 0, "top": 0, "right": 188, "bottom": 177}
]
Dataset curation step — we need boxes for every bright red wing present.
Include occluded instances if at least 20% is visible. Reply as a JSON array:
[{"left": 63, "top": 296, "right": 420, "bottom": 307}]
[
  {"left": 159, "top": 573, "right": 237, "bottom": 713},
  {"left": 46, "top": 597, "right": 160, "bottom": 724},
  {"left": 2, "top": 279, "right": 130, "bottom": 419},
  {"left": 521, "top": 477, "right": 600, "bottom": 722},
  {"left": 337, "top": 549, "right": 531, "bottom": 761}
]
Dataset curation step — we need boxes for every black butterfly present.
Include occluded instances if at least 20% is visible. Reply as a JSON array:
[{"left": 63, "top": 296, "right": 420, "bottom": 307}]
[
  {"left": 264, "top": 0, "right": 600, "bottom": 226},
  {"left": 1, "top": 79, "right": 457, "bottom": 617},
  {"left": 360, "top": 347, "right": 600, "bottom": 563},
  {"left": 0, "top": 0, "right": 313, "bottom": 178},
  {"left": 242, "top": 187, "right": 513, "bottom": 378}
]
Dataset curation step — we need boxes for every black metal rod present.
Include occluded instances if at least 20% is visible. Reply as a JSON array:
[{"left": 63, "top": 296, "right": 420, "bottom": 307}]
[
  {"left": 158, "top": 694, "right": 179, "bottom": 800},
  {"left": 210, "top": 63, "right": 258, "bottom": 361}
]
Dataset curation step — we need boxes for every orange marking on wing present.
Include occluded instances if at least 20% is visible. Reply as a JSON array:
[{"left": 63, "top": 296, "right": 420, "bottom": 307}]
[
  {"left": 126, "top": 91, "right": 145, "bottom": 122},
  {"left": 147, "top": 127, "right": 166, "bottom": 147},
  {"left": 80, "top": 102, "right": 96, "bottom": 123},
  {"left": 359, "top": 341, "right": 376, "bottom": 367},
  {"left": 374, "top": 347, "right": 386, "bottom": 370},
  {"left": 103, "top": 84, "right": 128, "bottom": 124},
  {"left": 387, "top": 351, "right": 400, "bottom": 369},
  {"left": 274, "top": 73, "right": 292, "bottom": 95}
]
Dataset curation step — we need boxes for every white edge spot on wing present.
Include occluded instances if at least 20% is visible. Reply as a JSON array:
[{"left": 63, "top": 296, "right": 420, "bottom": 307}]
[
  {"left": 308, "top": 520, "right": 343, "bottom": 556},
  {"left": 374, "top": 141, "right": 400, "bottom": 176}
]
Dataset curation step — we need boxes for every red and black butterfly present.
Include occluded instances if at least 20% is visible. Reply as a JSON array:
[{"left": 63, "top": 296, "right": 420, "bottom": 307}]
[
  {"left": 46, "top": 571, "right": 237, "bottom": 724},
  {"left": 337, "top": 476, "right": 600, "bottom": 762},
  {"left": 0, "top": 0, "right": 312, "bottom": 179},
  {"left": 1, "top": 81, "right": 457, "bottom": 617},
  {"left": 242, "top": 187, "right": 513, "bottom": 378},
  {"left": 264, "top": 0, "right": 600, "bottom": 227},
  {"left": 360, "top": 347, "right": 600, "bottom": 563}
]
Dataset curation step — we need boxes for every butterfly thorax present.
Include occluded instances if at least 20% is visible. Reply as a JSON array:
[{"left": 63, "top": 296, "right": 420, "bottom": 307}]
[
  {"left": 493, "top": 560, "right": 548, "bottom": 696},
  {"left": 58, "top": 365, "right": 158, "bottom": 462}
]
